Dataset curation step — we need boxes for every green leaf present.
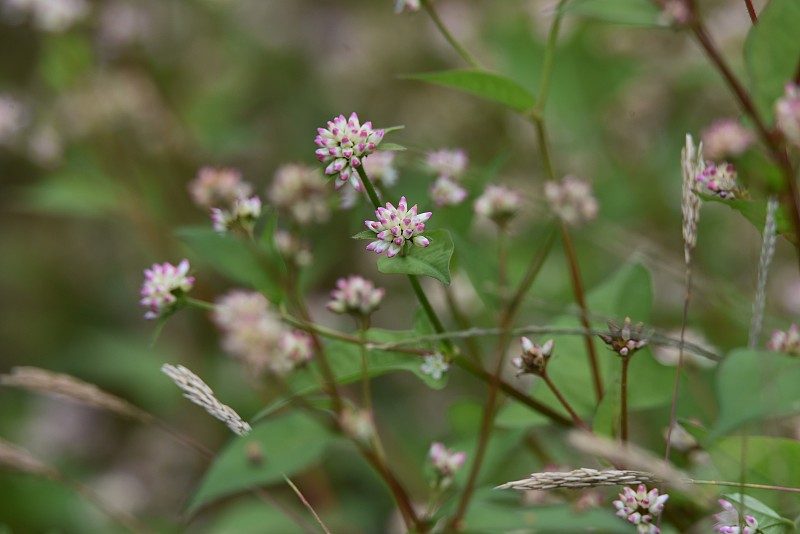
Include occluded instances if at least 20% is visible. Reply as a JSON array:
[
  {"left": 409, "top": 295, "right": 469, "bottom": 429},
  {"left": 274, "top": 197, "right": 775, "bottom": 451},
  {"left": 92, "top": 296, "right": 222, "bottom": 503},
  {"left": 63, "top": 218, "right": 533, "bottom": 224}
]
[
  {"left": 709, "top": 349, "right": 800, "bottom": 440},
  {"left": 187, "top": 412, "right": 333, "bottom": 514},
  {"left": 699, "top": 195, "right": 796, "bottom": 244},
  {"left": 401, "top": 70, "right": 535, "bottom": 112},
  {"left": 720, "top": 492, "right": 797, "bottom": 532},
  {"left": 198, "top": 501, "right": 308, "bottom": 534},
  {"left": 376, "top": 229, "right": 454, "bottom": 285},
  {"left": 352, "top": 230, "right": 375, "bottom": 240},
  {"left": 176, "top": 226, "right": 284, "bottom": 303},
  {"left": 745, "top": 0, "right": 800, "bottom": 122},
  {"left": 377, "top": 142, "right": 406, "bottom": 151},
  {"left": 558, "top": 0, "right": 665, "bottom": 26}
]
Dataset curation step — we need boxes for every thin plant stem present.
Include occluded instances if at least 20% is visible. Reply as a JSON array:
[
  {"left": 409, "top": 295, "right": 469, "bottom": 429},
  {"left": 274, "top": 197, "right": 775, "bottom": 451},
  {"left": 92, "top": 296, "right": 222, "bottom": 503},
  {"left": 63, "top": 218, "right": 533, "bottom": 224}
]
[
  {"left": 560, "top": 222, "right": 604, "bottom": 402},
  {"left": 355, "top": 166, "right": 382, "bottom": 208},
  {"left": 687, "top": 479, "right": 800, "bottom": 493},
  {"left": 358, "top": 323, "right": 372, "bottom": 413},
  {"left": 541, "top": 372, "right": 589, "bottom": 430},
  {"left": 409, "top": 273, "right": 455, "bottom": 353},
  {"left": 534, "top": 0, "right": 569, "bottom": 112},
  {"left": 358, "top": 444, "right": 423, "bottom": 532},
  {"left": 60, "top": 477, "right": 157, "bottom": 534},
  {"left": 743, "top": 0, "right": 758, "bottom": 24},
  {"left": 282, "top": 475, "right": 334, "bottom": 534},
  {"left": 498, "top": 227, "right": 509, "bottom": 307},
  {"left": 620, "top": 357, "right": 630, "bottom": 443},
  {"left": 420, "top": 0, "right": 482, "bottom": 69},
  {"left": 185, "top": 297, "right": 216, "bottom": 311},
  {"left": 664, "top": 267, "right": 693, "bottom": 463},
  {"left": 252, "top": 487, "right": 322, "bottom": 534},
  {"left": 530, "top": 117, "right": 557, "bottom": 181}
]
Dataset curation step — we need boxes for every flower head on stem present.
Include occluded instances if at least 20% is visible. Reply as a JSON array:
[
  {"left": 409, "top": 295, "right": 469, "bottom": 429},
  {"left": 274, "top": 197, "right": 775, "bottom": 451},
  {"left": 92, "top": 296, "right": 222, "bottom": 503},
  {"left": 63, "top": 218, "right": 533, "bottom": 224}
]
[
  {"left": 188, "top": 167, "right": 252, "bottom": 209},
  {"left": 315, "top": 112, "right": 384, "bottom": 190},
  {"left": 429, "top": 442, "right": 466, "bottom": 488},
  {"left": 211, "top": 195, "right": 262, "bottom": 234},
  {"left": 139, "top": 259, "right": 194, "bottom": 319},
  {"left": 474, "top": 185, "right": 522, "bottom": 227},
  {"left": 268, "top": 163, "right": 330, "bottom": 225},
  {"left": 713, "top": 499, "right": 759, "bottom": 534},
  {"left": 511, "top": 337, "right": 554, "bottom": 376},
  {"left": 544, "top": 175, "right": 598, "bottom": 226},
  {"left": 612, "top": 485, "right": 668, "bottom": 533},
  {"left": 327, "top": 275, "right": 385, "bottom": 317},
  {"left": 426, "top": 148, "right": 468, "bottom": 179},
  {"left": 365, "top": 196, "right": 431, "bottom": 257},
  {"left": 599, "top": 317, "right": 649, "bottom": 358},
  {"left": 430, "top": 176, "right": 468, "bottom": 207},
  {"left": 695, "top": 161, "right": 745, "bottom": 200},
  {"left": 767, "top": 324, "right": 800, "bottom": 355},
  {"left": 701, "top": 119, "right": 754, "bottom": 159}
]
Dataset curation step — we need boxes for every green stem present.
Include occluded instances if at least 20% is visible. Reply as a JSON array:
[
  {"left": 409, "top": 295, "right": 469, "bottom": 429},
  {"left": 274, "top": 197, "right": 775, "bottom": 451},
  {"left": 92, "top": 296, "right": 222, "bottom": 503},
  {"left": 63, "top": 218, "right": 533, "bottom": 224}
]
[
  {"left": 355, "top": 166, "right": 382, "bottom": 208},
  {"left": 497, "top": 227, "right": 509, "bottom": 307},
  {"left": 534, "top": 0, "right": 569, "bottom": 112},
  {"left": 421, "top": 0, "right": 481, "bottom": 69},
  {"left": 185, "top": 297, "right": 215, "bottom": 311},
  {"left": 409, "top": 274, "right": 455, "bottom": 353},
  {"left": 358, "top": 322, "right": 372, "bottom": 413}
]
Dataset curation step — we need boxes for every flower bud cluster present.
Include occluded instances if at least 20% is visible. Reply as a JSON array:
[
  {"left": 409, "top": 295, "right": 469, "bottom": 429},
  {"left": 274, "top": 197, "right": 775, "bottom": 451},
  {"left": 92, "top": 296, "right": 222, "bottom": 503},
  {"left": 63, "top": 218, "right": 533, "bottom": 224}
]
[
  {"left": 599, "top": 317, "right": 649, "bottom": 358},
  {"left": 365, "top": 196, "right": 431, "bottom": 257},
  {"left": 612, "top": 485, "right": 668, "bottom": 533},
  {"left": 429, "top": 442, "right": 466, "bottom": 488},
  {"left": 511, "top": 337, "right": 554, "bottom": 376},
  {"left": 315, "top": 112, "right": 384, "bottom": 190},
  {"left": 713, "top": 499, "right": 759, "bottom": 534},
  {"left": 267, "top": 163, "right": 330, "bottom": 225},
  {"left": 544, "top": 175, "right": 598, "bottom": 226},
  {"left": 767, "top": 324, "right": 800, "bottom": 355},
  {"left": 139, "top": 260, "right": 194, "bottom": 319},
  {"left": 701, "top": 119, "right": 753, "bottom": 159},
  {"left": 326, "top": 276, "right": 385, "bottom": 316},
  {"left": 474, "top": 185, "right": 522, "bottom": 226},
  {"left": 188, "top": 167, "right": 261, "bottom": 234},
  {"left": 695, "top": 162, "right": 743, "bottom": 200}
]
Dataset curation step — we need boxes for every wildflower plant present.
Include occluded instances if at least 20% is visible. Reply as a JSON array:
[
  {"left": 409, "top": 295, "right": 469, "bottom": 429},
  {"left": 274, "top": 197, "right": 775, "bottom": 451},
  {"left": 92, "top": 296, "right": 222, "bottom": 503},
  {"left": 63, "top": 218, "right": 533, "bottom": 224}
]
[{"left": 7, "top": 1, "right": 800, "bottom": 533}]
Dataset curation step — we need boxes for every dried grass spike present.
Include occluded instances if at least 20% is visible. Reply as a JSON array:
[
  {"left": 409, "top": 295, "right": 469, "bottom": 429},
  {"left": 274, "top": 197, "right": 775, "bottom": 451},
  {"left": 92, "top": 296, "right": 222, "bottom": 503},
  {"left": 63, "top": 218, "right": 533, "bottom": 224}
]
[
  {"left": 0, "top": 437, "right": 58, "bottom": 479},
  {"left": 496, "top": 468, "right": 660, "bottom": 491},
  {"left": 0, "top": 367, "right": 150, "bottom": 422}
]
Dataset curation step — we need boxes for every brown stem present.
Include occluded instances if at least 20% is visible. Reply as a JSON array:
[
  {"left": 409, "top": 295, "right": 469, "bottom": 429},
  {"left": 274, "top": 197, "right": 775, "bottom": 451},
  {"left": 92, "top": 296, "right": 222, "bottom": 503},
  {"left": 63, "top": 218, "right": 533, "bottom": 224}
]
[
  {"left": 664, "top": 266, "right": 692, "bottom": 462},
  {"left": 620, "top": 357, "right": 630, "bottom": 444},
  {"left": 743, "top": 0, "right": 758, "bottom": 23},
  {"left": 359, "top": 445, "right": 424, "bottom": 532},
  {"left": 541, "top": 372, "right": 589, "bottom": 430},
  {"left": 560, "top": 223, "right": 603, "bottom": 402}
]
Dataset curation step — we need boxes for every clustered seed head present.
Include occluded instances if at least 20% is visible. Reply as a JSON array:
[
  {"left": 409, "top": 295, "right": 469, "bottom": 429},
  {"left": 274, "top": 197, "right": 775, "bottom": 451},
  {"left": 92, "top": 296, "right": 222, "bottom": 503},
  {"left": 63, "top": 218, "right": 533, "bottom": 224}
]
[
  {"left": 497, "top": 468, "right": 661, "bottom": 492},
  {"left": 213, "top": 290, "right": 312, "bottom": 375},
  {"left": 713, "top": 499, "right": 759, "bottom": 534},
  {"left": 326, "top": 275, "right": 385, "bottom": 316},
  {"left": 701, "top": 119, "right": 754, "bottom": 159},
  {"left": 512, "top": 337, "right": 554, "bottom": 376},
  {"left": 420, "top": 352, "right": 449, "bottom": 381},
  {"left": 599, "top": 317, "right": 649, "bottom": 358},
  {"left": 429, "top": 442, "right": 466, "bottom": 479},
  {"left": 268, "top": 163, "right": 330, "bottom": 225},
  {"left": 695, "top": 161, "right": 744, "bottom": 200},
  {"left": 315, "top": 112, "right": 384, "bottom": 190},
  {"left": 767, "top": 324, "right": 800, "bottom": 355},
  {"left": 474, "top": 184, "right": 522, "bottom": 226},
  {"left": 139, "top": 259, "right": 194, "bottom": 319},
  {"left": 612, "top": 485, "right": 669, "bottom": 534},
  {"left": 544, "top": 175, "right": 598, "bottom": 226},
  {"left": 188, "top": 167, "right": 252, "bottom": 209},
  {"left": 365, "top": 196, "right": 431, "bottom": 257},
  {"left": 776, "top": 83, "right": 800, "bottom": 148},
  {"left": 161, "top": 363, "right": 251, "bottom": 436},
  {"left": 681, "top": 134, "right": 703, "bottom": 265}
]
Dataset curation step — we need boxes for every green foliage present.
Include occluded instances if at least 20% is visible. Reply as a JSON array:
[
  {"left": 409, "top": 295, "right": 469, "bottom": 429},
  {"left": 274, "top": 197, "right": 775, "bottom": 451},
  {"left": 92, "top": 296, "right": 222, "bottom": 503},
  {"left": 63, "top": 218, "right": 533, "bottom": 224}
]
[
  {"left": 401, "top": 70, "right": 536, "bottom": 112},
  {"left": 720, "top": 493, "right": 796, "bottom": 533},
  {"left": 187, "top": 412, "right": 334, "bottom": 514},
  {"left": 558, "top": 0, "right": 665, "bottom": 26},
  {"left": 710, "top": 349, "right": 800, "bottom": 440},
  {"left": 376, "top": 229, "right": 454, "bottom": 285},
  {"left": 745, "top": 0, "right": 800, "bottom": 123}
]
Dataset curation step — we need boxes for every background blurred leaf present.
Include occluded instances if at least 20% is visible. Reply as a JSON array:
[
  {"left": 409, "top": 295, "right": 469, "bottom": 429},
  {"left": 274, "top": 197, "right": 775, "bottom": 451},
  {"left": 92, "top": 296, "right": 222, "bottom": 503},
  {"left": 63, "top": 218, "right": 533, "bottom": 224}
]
[
  {"left": 377, "top": 229, "right": 454, "bottom": 285},
  {"left": 558, "top": 0, "right": 665, "bottom": 26},
  {"left": 710, "top": 349, "right": 800, "bottom": 440},
  {"left": 721, "top": 492, "right": 796, "bottom": 533},
  {"left": 401, "top": 70, "right": 535, "bottom": 112},
  {"left": 744, "top": 0, "right": 800, "bottom": 123},
  {"left": 188, "top": 411, "right": 333, "bottom": 515}
]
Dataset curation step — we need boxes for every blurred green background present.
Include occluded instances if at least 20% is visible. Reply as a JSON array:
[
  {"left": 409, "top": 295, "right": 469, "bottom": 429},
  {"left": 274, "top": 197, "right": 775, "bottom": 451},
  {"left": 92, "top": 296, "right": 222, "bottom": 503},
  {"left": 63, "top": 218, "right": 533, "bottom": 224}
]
[{"left": 1, "top": 0, "right": 796, "bottom": 532}]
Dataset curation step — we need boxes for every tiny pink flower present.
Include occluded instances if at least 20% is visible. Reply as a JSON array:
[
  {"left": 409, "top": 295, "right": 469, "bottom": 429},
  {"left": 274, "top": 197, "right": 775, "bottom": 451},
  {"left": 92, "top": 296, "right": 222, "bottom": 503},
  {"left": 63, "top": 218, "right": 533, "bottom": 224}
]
[
  {"left": 139, "top": 260, "right": 194, "bottom": 319},
  {"left": 188, "top": 167, "right": 253, "bottom": 209},
  {"left": 275, "top": 331, "right": 314, "bottom": 371},
  {"left": 701, "top": 119, "right": 754, "bottom": 159},
  {"left": 767, "top": 324, "right": 800, "bottom": 355},
  {"left": 274, "top": 230, "right": 313, "bottom": 267},
  {"left": 430, "top": 176, "right": 468, "bottom": 207},
  {"left": 544, "top": 175, "right": 598, "bottom": 226},
  {"left": 362, "top": 151, "right": 399, "bottom": 188},
  {"left": 211, "top": 195, "right": 262, "bottom": 233},
  {"left": 327, "top": 275, "right": 385, "bottom": 316},
  {"left": 612, "top": 485, "right": 668, "bottom": 534},
  {"left": 314, "top": 112, "right": 385, "bottom": 190},
  {"left": 394, "top": 0, "right": 421, "bottom": 13},
  {"left": 776, "top": 83, "right": 800, "bottom": 148},
  {"left": 695, "top": 161, "right": 743, "bottom": 200},
  {"left": 426, "top": 148, "right": 468, "bottom": 179},
  {"left": 365, "top": 196, "right": 431, "bottom": 258},
  {"left": 429, "top": 442, "right": 466, "bottom": 477},
  {"left": 713, "top": 499, "right": 759, "bottom": 534},
  {"left": 474, "top": 185, "right": 522, "bottom": 225}
]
